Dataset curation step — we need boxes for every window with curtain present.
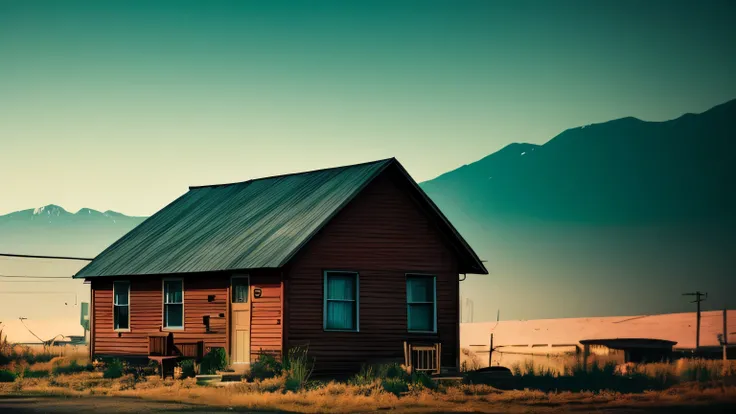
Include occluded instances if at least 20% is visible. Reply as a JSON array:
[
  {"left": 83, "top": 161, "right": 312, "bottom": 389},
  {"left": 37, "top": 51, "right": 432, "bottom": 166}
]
[
  {"left": 163, "top": 280, "right": 184, "bottom": 329},
  {"left": 232, "top": 277, "right": 249, "bottom": 303},
  {"left": 113, "top": 281, "right": 129, "bottom": 330},
  {"left": 406, "top": 274, "right": 436, "bottom": 332},
  {"left": 323, "top": 271, "right": 358, "bottom": 331}
]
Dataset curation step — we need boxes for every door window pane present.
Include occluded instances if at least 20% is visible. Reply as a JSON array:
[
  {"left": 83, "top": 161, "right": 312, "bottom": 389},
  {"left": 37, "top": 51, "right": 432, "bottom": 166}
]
[{"left": 232, "top": 278, "right": 249, "bottom": 303}]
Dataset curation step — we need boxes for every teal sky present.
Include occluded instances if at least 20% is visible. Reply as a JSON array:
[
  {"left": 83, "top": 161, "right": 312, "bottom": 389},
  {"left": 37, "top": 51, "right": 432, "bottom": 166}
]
[{"left": 1, "top": 0, "right": 735, "bottom": 216}]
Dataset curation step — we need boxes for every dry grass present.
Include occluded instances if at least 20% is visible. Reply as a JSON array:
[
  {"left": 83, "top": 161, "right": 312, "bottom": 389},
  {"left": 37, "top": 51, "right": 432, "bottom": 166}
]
[
  {"left": 1, "top": 370, "right": 735, "bottom": 413},
  {"left": 2, "top": 346, "right": 736, "bottom": 412}
]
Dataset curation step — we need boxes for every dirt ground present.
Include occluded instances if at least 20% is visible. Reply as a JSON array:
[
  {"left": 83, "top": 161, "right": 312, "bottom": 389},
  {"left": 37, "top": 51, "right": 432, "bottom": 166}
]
[
  {"left": 1, "top": 395, "right": 736, "bottom": 413},
  {"left": 0, "top": 396, "right": 239, "bottom": 413}
]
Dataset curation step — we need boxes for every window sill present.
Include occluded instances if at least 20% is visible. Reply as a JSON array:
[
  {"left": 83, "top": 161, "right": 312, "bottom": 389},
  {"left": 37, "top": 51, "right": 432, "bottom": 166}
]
[
  {"left": 113, "top": 329, "right": 131, "bottom": 333},
  {"left": 408, "top": 330, "right": 438, "bottom": 334},
  {"left": 323, "top": 328, "right": 359, "bottom": 333},
  {"left": 161, "top": 327, "right": 185, "bottom": 332}
]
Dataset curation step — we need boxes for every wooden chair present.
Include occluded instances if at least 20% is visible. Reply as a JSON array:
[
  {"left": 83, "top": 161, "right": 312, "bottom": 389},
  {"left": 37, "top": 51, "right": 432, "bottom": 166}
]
[
  {"left": 148, "top": 333, "right": 177, "bottom": 378},
  {"left": 403, "top": 341, "right": 441, "bottom": 375}
]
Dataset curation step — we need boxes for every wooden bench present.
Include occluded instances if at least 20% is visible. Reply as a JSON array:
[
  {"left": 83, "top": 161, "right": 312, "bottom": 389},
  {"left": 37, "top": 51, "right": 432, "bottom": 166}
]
[{"left": 147, "top": 333, "right": 204, "bottom": 378}]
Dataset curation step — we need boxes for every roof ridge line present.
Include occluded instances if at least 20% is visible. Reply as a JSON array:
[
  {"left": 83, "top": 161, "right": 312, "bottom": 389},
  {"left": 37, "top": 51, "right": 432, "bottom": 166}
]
[{"left": 188, "top": 157, "right": 395, "bottom": 190}]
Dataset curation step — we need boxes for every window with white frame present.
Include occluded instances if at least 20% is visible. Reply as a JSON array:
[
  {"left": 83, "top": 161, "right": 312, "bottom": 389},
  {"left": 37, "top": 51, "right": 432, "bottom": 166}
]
[
  {"left": 406, "top": 274, "right": 436, "bottom": 332},
  {"left": 113, "top": 281, "right": 130, "bottom": 331},
  {"left": 163, "top": 280, "right": 184, "bottom": 329},
  {"left": 323, "top": 271, "right": 359, "bottom": 331}
]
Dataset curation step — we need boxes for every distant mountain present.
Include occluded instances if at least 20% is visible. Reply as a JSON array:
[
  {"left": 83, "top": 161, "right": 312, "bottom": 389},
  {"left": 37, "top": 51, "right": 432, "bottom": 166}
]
[
  {"left": 0, "top": 205, "right": 146, "bottom": 257},
  {"left": 420, "top": 99, "right": 736, "bottom": 321},
  {"left": 422, "top": 99, "right": 736, "bottom": 224}
]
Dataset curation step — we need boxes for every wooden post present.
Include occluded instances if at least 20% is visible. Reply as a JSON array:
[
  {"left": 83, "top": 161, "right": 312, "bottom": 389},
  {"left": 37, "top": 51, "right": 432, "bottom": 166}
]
[
  {"left": 489, "top": 333, "right": 494, "bottom": 367},
  {"left": 724, "top": 309, "right": 728, "bottom": 363},
  {"left": 696, "top": 297, "right": 701, "bottom": 350}
]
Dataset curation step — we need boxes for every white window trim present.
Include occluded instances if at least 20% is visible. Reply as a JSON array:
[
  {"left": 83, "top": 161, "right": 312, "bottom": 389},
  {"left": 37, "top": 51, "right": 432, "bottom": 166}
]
[
  {"left": 406, "top": 273, "right": 438, "bottom": 334},
  {"left": 162, "top": 278, "right": 184, "bottom": 331},
  {"left": 323, "top": 270, "right": 360, "bottom": 332},
  {"left": 113, "top": 280, "right": 131, "bottom": 332}
]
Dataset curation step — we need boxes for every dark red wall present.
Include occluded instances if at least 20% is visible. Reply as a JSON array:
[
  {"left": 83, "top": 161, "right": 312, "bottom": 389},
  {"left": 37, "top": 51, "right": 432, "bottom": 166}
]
[{"left": 285, "top": 167, "right": 460, "bottom": 375}]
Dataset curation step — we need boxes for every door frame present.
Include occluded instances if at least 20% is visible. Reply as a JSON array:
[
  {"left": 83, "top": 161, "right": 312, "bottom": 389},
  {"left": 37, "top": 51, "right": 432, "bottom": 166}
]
[{"left": 229, "top": 274, "right": 252, "bottom": 365}]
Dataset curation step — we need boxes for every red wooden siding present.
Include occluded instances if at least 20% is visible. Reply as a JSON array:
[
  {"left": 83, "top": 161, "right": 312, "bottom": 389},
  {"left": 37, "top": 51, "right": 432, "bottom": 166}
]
[
  {"left": 249, "top": 273, "right": 283, "bottom": 360},
  {"left": 285, "top": 168, "right": 460, "bottom": 375},
  {"left": 91, "top": 274, "right": 228, "bottom": 357}
]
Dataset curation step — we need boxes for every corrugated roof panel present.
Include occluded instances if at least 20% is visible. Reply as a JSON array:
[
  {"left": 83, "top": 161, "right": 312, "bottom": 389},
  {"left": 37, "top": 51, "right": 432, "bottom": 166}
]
[{"left": 75, "top": 159, "right": 393, "bottom": 277}]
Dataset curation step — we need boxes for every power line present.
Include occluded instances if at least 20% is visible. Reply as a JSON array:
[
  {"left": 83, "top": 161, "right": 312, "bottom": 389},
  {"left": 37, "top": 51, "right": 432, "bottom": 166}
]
[
  {"left": 0, "top": 291, "right": 77, "bottom": 294},
  {"left": 0, "top": 253, "right": 93, "bottom": 261},
  {"left": 0, "top": 280, "right": 69, "bottom": 283},
  {"left": 0, "top": 274, "right": 71, "bottom": 279}
]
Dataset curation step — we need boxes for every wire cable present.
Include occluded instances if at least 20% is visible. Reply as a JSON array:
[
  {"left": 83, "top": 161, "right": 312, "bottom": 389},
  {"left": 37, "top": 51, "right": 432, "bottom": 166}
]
[
  {"left": 0, "top": 253, "right": 93, "bottom": 261},
  {"left": 0, "top": 274, "right": 71, "bottom": 279}
]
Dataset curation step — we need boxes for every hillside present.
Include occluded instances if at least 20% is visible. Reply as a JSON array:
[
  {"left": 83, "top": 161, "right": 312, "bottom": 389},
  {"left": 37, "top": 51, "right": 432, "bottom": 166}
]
[
  {"left": 0, "top": 205, "right": 146, "bottom": 257},
  {"left": 420, "top": 99, "right": 736, "bottom": 321},
  {"left": 422, "top": 99, "right": 736, "bottom": 224}
]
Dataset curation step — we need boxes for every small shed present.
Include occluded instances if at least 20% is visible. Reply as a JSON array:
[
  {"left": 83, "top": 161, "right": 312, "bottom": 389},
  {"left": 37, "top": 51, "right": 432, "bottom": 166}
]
[{"left": 580, "top": 338, "right": 677, "bottom": 363}]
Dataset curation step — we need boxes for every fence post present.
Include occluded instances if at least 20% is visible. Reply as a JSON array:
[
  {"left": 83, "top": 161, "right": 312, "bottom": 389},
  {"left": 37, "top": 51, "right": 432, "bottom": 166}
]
[
  {"left": 724, "top": 309, "right": 728, "bottom": 376},
  {"left": 489, "top": 333, "right": 494, "bottom": 367}
]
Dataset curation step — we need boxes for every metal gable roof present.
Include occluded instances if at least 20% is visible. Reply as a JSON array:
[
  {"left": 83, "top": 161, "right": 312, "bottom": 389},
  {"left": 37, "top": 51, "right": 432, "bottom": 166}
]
[
  {"left": 74, "top": 159, "right": 394, "bottom": 278},
  {"left": 74, "top": 157, "right": 488, "bottom": 278}
]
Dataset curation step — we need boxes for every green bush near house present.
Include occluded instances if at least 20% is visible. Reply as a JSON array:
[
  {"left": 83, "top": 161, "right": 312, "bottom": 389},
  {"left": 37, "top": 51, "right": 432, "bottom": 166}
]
[
  {"left": 250, "top": 352, "right": 283, "bottom": 380},
  {"left": 410, "top": 371, "right": 436, "bottom": 390},
  {"left": 179, "top": 359, "right": 196, "bottom": 379},
  {"left": 103, "top": 359, "right": 125, "bottom": 379},
  {"left": 382, "top": 377, "right": 409, "bottom": 396},
  {"left": 0, "top": 369, "right": 17, "bottom": 382},
  {"left": 283, "top": 345, "right": 314, "bottom": 392},
  {"left": 22, "top": 368, "right": 50, "bottom": 378},
  {"left": 200, "top": 348, "right": 228, "bottom": 375}
]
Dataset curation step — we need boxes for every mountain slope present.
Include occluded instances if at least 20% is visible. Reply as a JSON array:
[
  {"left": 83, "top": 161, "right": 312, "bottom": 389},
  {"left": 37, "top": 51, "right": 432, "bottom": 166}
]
[
  {"left": 422, "top": 99, "right": 736, "bottom": 224},
  {"left": 0, "top": 205, "right": 146, "bottom": 257},
  {"left": 420, "top": 99, "right": 736, "bottom": 321}
]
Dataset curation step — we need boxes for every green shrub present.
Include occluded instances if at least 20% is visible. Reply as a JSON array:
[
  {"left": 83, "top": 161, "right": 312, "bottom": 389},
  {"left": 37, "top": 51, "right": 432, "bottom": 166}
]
[
  {"left": 284, "top": 376, "right": 302, "bottom": 392},
  {"left": 22, "top": 368, "right": 49, "bottom": 378},
  {"left": 382, "top": 377, "right": 409, "bottom": 396},
  {"left": 380, "top": 363, "right": 407, "bottom": 380},
  {"left": 103, "top": 359, "right": 125, "bottom": 379},
  {"left": 25, "top": 353, "right": 54, "bottom": 364},
  {"left": 0, "top": 369, "right": 17, "bottom": 382},
  {"left": 179, "top": 359, "right": 196, "bottom": 379},
  {"left": 283, "top": 346, "right": 314, "bottom": 391},
  {"left": 350, "top": 363, "right": 407, "bottom": 386},
  {"left": 200, "top": 348, "right": 228, "bottom": 375},
  {"left": 411, "top": 371, "right": 436, "bottom": 390},
  {"left": 52, "top": 360, "right": 94, "bottom": 376},
  {"left": 350, "top": 365, "right": 377, "bottom": 386},
  {"left": 250, "top": 351, "right": 283, "bottom": 380}
]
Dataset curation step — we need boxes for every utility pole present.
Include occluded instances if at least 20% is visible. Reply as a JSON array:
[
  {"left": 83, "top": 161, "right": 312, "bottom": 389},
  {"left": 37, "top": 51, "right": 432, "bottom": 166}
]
[
  {"left": 724, "top": 309, "right": 728, "bottom": 364},
  {"left": 683, "top": 291, "right": 708, "bottom": 350}
]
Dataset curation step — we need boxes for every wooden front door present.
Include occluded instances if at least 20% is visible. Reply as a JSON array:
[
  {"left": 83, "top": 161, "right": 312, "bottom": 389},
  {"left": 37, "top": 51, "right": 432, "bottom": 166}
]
[{"left": 230, "top": 275, "right": 251, "bottom": 364}]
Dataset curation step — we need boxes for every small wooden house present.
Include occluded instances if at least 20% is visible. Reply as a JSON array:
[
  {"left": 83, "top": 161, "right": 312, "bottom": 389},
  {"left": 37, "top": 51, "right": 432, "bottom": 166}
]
[{"left": 74, "top": 158, "right": 487, "bottom": 376}]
